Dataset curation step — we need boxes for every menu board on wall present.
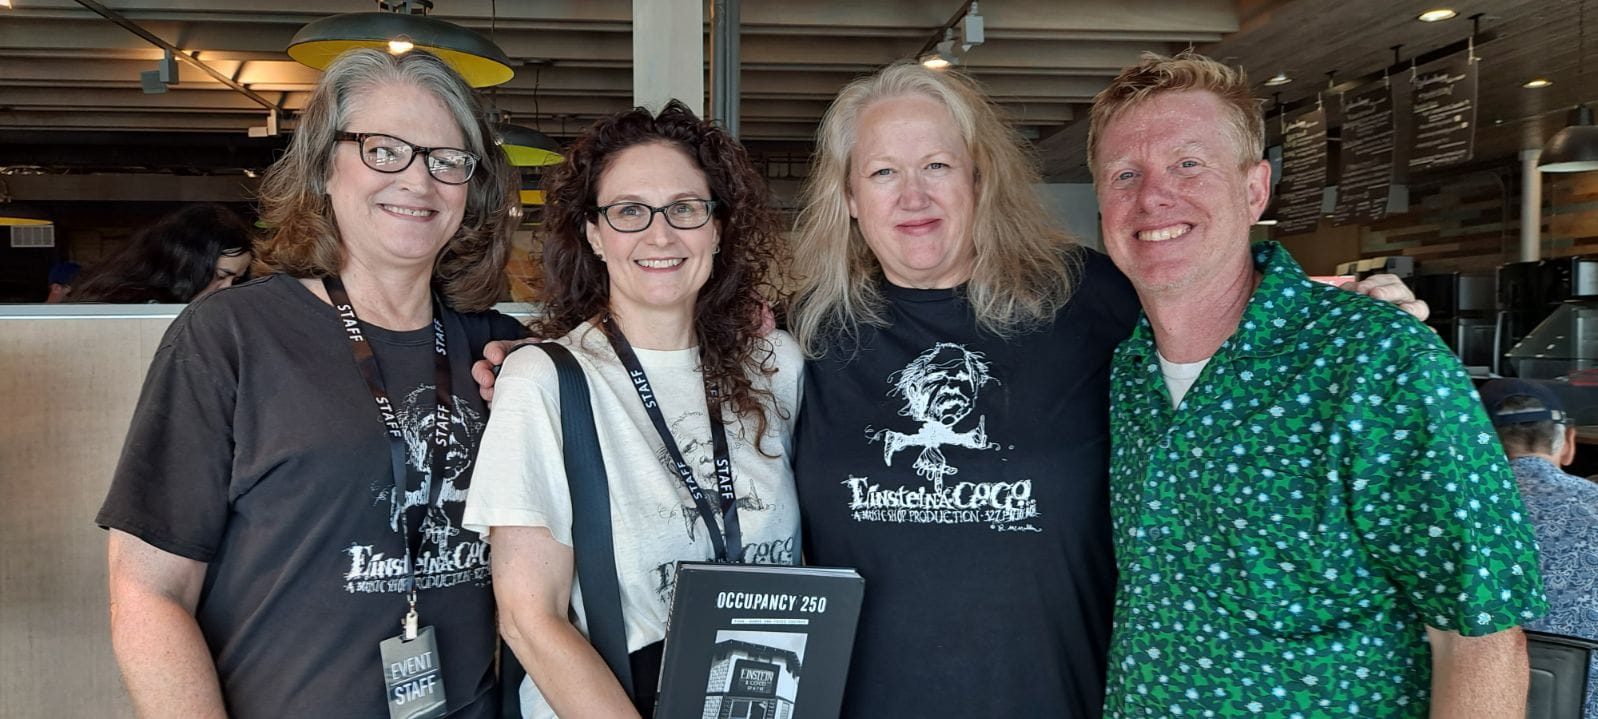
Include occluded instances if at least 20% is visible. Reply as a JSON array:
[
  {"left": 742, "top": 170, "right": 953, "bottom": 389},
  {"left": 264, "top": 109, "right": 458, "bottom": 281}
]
[
  {"left": 1333, "top": 79, "right": 1396, "bottom": 226},
  {"left": 1275, "top": 107, "right": 1327, "bottom": 236},
  {"left": 1408, "top": 52, "right": 1477, "bottom": 170}
]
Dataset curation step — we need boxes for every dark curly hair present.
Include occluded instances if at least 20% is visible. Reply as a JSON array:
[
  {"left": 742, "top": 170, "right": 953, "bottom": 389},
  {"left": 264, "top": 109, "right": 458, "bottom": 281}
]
[
  {"left": 71, "top": 203, "right": 253, "bottom": 303},
  {"left": 536, "top": 100, "right": 786, "bottom": 446}
]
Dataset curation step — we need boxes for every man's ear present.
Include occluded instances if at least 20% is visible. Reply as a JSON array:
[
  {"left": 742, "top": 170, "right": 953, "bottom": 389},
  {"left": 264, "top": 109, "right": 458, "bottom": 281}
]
[
  {"left": 1245, "top": 159, "right": 1272, "bottom": 222},
  {"left": 1559, "top": 425, "right": 1579, "bottom": 467}
]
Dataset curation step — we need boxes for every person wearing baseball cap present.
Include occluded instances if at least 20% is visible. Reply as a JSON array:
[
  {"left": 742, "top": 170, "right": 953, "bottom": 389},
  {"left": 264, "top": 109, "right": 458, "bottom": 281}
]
[{"left": 1479, "top": 378, "right": 1598, "bottom": 719}]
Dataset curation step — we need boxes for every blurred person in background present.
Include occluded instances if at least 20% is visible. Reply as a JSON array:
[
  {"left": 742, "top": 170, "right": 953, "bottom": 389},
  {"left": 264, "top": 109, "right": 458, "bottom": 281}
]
[
  {"left": 44, "top": 260, "right": 80, "bottom": 302},
  {"left": 70, "top": 203, "right": 253, "bottom": 303},
  {"left": 1481, "top": 378, "right": 1598, "bottom": 719}
]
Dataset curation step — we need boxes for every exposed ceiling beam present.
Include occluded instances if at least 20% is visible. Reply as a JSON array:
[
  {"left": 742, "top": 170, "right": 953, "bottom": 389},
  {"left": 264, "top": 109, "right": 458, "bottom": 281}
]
[{"left": 70, "top": 0, "right": 281, "bottom": 113}]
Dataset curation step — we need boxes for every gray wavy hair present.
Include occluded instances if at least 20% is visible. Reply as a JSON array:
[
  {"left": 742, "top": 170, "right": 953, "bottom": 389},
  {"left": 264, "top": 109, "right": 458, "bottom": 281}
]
[{"left": 255, "top": 48, "right": 516, "bottom": 311}]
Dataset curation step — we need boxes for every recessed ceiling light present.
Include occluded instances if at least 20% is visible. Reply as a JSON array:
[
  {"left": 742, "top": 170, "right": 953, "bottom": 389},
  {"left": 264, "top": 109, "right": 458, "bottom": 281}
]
[
  {"left": 1524, "top": 78, "right": 1553, "bottom": 89},
  {"left": 1417, "top": 9, "right": 1458, "bottom": 22},
  {"left": 1264, "top": 72, "right": 1293, "bottom": 87}
]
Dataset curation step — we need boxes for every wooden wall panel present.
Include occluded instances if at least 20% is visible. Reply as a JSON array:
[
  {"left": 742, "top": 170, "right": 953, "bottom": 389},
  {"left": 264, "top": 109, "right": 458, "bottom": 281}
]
[{"left": 0, "top": 316, "right": 173, "bottom": 719}]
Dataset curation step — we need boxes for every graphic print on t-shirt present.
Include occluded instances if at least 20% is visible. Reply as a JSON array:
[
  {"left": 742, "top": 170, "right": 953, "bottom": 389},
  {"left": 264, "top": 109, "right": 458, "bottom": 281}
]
[
  {"left": 343, "top": 385, "right": 491, "bottom": 594},
  {"left": 646, "top": 408, "right": 798, "bottom": 604},
  {"left": 850, "top": 342, "right": 1040, "bottom": 531}
]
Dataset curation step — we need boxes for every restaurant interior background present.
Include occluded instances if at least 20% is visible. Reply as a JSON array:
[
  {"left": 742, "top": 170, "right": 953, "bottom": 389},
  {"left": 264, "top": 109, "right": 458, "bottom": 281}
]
[{"left": 1, "top": 0, "right": 1595, "bottom": 715}]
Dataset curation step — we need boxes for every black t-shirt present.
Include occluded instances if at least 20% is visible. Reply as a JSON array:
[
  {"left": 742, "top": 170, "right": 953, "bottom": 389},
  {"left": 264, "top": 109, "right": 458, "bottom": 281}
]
[
  {"left": 96, "top": 274, "right": 528, "bottom": 719},
  {"left": 794, "top": 249, "right": 1140, "bottom": 718}
]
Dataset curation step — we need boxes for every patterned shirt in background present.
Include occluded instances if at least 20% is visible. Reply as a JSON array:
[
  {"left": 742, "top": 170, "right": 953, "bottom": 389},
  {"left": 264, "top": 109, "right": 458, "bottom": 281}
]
[
  {"left": 1104, "top": 242, "right": 1548, "bottom": 718},
  {"left": 1510, "top": 455, "right": 1598, "bottom": 719}
]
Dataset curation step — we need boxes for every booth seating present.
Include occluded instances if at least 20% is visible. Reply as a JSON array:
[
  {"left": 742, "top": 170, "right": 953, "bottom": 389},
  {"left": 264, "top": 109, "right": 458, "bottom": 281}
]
[{"left": 1526, "top": 630, "right": 1598, "bottom": 719}]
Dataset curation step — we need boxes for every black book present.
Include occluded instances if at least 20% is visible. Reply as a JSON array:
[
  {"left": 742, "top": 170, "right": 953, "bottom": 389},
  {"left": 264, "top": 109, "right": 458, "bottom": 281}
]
[{"left": 653, "top": 563, "right": 865, "bottom": 719}]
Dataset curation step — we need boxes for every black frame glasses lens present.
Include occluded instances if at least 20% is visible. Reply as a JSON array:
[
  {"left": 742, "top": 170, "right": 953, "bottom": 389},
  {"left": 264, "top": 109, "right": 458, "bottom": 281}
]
[
  {"left": 339, "top": 132, "right": 479, "bottom": 185},
  {"left": 597, "top": 200, "right": 716, "bottom": 232}
]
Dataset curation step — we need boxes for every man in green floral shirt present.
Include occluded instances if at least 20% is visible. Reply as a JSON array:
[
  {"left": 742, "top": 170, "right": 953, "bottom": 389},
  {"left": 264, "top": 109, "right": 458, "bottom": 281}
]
[{"left": 1086, "top": 51, "right": 1547, "bottom": 717}]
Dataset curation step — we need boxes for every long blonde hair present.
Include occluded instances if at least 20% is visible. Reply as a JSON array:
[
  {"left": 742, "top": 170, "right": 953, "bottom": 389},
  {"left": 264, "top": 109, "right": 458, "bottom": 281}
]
[{"left": 787, "top": 62, "right": 1080, "bottom": 355}]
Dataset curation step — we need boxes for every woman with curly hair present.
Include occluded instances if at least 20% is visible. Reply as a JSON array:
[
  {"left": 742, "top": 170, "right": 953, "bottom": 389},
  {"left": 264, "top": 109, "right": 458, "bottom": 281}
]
[{"left": 463, "top": 100, "right": 801, "bottom": 719}]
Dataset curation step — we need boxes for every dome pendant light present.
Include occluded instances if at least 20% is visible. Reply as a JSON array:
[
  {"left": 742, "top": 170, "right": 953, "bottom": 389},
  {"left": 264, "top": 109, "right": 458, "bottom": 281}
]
[
  {"left": 0, "top": 180, "right": 51, "bottom": 227},
  {"left": 1540, "top": 0, "right": 1598, "bottom": 172},
  {"left": 496, "top": 123, "right": 563, "bottom": 167},
  {"left": 288, "top": 1, "right": 514, "bottom": 88},
  {"left": 1540, "top": 106, "right": 1598, "bottom": 173}
]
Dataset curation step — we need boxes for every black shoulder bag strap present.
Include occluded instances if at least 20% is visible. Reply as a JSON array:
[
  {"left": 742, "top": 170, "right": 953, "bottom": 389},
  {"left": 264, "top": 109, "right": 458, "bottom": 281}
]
[{"left": 519, "top": 341, "right": 636, "bottom": 699}]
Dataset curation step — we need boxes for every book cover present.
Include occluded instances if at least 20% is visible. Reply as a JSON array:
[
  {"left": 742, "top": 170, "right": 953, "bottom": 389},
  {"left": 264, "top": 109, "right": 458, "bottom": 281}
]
[{"left": 653, "top": 563, "right": 865, "bottom": 719}]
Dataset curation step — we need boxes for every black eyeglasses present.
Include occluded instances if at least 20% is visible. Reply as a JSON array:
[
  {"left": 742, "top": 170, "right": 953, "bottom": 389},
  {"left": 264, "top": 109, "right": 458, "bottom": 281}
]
[
  {"left": 334, "top": 132, "right": 480, "bottom": 185},
  {"left": 592, "top": 199, "right": 718, "bottom": 233}
]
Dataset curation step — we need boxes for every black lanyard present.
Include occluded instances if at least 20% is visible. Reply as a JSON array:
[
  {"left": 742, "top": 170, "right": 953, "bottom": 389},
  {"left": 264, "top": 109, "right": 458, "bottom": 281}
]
[
  {"left": 601, "top": 317, "right": 742, "bottom": 563},
  {"left": 324, "top": 276, "right": 453, "bottom": 623}
]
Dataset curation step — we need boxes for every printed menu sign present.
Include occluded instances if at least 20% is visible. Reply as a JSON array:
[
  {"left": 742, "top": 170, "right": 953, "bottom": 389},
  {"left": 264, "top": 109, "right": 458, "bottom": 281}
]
[
  {"left": 1334, "top": 79, "right": 1396, "bottom": 226},
  {"left": 1276, "top": 107, "right": 1327, "bottom": 236},
  {"left": 1409, "top": 52, "right": 1477, "bottom": 170}
]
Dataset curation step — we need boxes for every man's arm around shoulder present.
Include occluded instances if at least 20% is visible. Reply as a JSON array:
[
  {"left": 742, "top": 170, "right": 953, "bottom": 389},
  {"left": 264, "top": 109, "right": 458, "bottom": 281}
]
[
  {"left": 107, "top": 529, "right": 227, "bottom": 718},
  {"left": 1425, "top": 625, "right": 1528, "bottom": 719}
]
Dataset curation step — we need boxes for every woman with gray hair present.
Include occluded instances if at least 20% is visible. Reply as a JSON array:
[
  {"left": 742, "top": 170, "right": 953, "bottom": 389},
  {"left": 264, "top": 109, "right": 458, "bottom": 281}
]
[{"left": 96, "top": 48, "right": 526, "bottom": 718}]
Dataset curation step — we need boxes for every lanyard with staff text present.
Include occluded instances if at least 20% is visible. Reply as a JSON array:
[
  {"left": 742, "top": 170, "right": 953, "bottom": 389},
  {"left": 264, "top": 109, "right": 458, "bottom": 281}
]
[
  {"left": 601, "top": 316, "right": 743, "bottom": 562},
  {"left": 324, "top": 275, "right": 452, "bottom": 640}
]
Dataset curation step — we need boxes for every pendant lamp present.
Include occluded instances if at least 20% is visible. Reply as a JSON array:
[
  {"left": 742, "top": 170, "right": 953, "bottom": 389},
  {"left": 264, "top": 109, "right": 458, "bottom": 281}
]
[
  {"left": 1540, "top": 106, "right": 1598, "bottom": 173},
  {"left": 288, "top": 1, "right": 514, "bottom": 88},
  {"left": 1540, "top": 0, "right": 1598, "bottom": 172},
  {"left": 496, "top": 123, "right": 563, "bottom": 168},
  {"left": 0, "top": 204, "right": 51, "bottom": 226},
  {"left": 0, "top": 181, "right": 50, "bottom": 226}
]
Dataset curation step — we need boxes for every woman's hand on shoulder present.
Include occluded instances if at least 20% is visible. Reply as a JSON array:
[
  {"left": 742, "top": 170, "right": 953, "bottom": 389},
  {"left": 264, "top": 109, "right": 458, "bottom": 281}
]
[
  {"left": 473, "top": 337, "right": 543, "bottom": 404},
  {"left": 1340, "top": 273, "right": 1430, "bottom": 321}
]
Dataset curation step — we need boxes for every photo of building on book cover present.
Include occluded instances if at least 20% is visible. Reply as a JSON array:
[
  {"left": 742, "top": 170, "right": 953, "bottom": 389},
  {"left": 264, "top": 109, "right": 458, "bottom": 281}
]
[{"left": 699, "top": 630, "right": 807, "bottom": 719}]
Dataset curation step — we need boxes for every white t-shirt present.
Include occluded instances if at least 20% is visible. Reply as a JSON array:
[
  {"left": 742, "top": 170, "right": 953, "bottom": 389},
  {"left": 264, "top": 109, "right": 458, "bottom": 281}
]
[
  {"left": 462, "top": 321, "right": 803, "bottom": 718},
  {"left": 1157, "top": 351, "right": 1211, "bottom": 408}
]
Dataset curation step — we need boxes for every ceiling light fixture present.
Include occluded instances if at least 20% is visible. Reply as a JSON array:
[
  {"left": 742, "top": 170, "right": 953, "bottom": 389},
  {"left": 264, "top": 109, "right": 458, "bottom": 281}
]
[
  {"left": 1541, "top": 0, "right": 1598, "bottom": 173},
  {"left": 1523, "top": 78, "right": 1553, "bottom": 89},
  {"left": 920, "top": 29, "right": 959, "bottom": 70},
  {"left": 139, "top": 48, "right": 179, "bottom": 94},
  {"left": 1540, "top": 106, "right": 1598, "bottom": 172},
  {"left": 1417, "top": 9, "right": 1458, "bottom": 22},
  {"left": 288, "top": 0, "right": 514, "bottom": 88},
  {"left": 0, "top": 180, "right": 51, "bottom": 227},
  {"left": 496, "top": 122, "right": 563, "bottom": 167},
  {"left": 917, "top": 2, "right": 983, "bottom": 70},
  {"left": 1264, "top": 72, "right": 1293, "bottom": 87}
]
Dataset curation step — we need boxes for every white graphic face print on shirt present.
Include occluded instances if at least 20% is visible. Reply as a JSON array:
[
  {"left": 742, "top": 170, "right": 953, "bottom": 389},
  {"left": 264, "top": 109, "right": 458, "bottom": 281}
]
[
  {"left": 342, "top": 387, "right": 492, "bottom": 594},
  {"left": 851, "top": 342, "right": 1040, "bottom": 531}
]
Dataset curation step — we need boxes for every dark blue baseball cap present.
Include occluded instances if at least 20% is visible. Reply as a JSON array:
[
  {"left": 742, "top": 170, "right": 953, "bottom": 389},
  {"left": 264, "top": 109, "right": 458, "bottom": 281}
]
[{"left": 1479, "top": 379, "right": 1568, "bottom": 426}]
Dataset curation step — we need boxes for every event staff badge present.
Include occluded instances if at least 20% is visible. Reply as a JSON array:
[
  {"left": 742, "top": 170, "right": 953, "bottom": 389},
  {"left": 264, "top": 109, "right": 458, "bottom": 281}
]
[{"left": 379, "top": 608, "right": 448, "bottom": 719}]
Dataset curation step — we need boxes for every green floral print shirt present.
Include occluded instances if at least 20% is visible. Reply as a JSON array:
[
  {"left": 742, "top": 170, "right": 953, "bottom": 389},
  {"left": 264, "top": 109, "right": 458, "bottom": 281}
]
[{"left": 1104, "top": 242, "right": 1547, "bottom": 718}]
